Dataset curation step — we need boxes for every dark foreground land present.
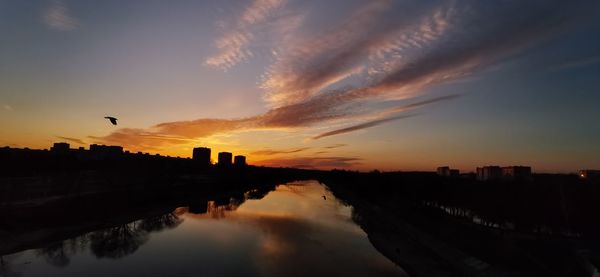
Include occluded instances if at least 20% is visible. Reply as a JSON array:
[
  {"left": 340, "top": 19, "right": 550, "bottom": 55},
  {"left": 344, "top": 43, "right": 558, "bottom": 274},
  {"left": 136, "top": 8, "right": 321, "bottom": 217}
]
[
  {"left": 1, "top": 153, "right": 600, "bottom": 276},
  {"left": 323, "top": 171, "right": 600, "bottom": 276}
]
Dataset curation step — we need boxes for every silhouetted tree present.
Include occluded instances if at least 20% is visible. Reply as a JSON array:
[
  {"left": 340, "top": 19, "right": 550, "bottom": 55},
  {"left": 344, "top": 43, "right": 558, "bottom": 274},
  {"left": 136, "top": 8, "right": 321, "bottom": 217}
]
[
  {"left": 136, "top": 213, "right": 182, "bottom": 233},
  {"left": 36, "top": 242, "right": 70, "bottom": 267},
  {"left": 89, "top": 223, "right": 148, "bottom": 259}
]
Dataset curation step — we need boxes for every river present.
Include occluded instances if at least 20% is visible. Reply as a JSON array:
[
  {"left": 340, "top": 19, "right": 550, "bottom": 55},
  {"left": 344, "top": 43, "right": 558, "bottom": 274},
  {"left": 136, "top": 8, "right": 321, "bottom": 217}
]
[{"left": 0, "top": 180, "right": 407, "bottom": 277}]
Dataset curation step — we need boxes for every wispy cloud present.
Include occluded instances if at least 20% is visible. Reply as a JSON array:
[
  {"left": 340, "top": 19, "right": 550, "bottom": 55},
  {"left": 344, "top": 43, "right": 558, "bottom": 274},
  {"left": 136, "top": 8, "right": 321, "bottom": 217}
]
[
  {"left": 549, "top": 55, "right": 600, "bottom": 72},
  {"left": 251, "top": 147, "right": 311, "bottom": 156},
  {"left": 56, "top": 136, "right": 85, "bottom": 145},
  {"left": 93, "top": 92, "right": 457, "bottom": 151},
  {"left": 3, "top": 104, "right": 12, "bottom": 111},
  {"left": 256, "top": 156, "right": 362, "bottom": 169},
  {"left": 89, "top": 127, "right": 204, "bottom": 150},
  {"left": 312, "top": 114, "right": 416, "bottom": 140},
  {"left": 205, "top": 0, "right": 287, "bottom": 70},
  {"left": 43, "top": 0, "right": 79, "bottom": 31},
  {"left": 260, "top": 1, "right": 459, "bottom": 108},
  {"left": 97, "top": 1, "right": 597, "bottom": 156},
  {"left": 324, "top": 144, "right": 346, "bottom": 149},
  {"left": 260, "top": 0, "right": 394, "bottom": 107}
]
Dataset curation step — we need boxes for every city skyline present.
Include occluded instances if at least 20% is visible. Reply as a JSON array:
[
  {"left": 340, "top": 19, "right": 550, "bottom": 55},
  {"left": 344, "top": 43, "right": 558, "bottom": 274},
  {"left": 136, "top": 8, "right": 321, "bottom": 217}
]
[
  {"left": 2, "top": 0, "right": 600, "bottom": 172},
  {"left": 0, "top": 141, "right": 583, "bottom": 176}
]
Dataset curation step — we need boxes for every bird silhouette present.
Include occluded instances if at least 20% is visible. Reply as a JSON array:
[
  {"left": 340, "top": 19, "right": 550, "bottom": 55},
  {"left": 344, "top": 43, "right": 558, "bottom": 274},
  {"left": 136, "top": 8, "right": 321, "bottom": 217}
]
[{"left": 104, "top": 116, "right": 118, "bottom": 125}]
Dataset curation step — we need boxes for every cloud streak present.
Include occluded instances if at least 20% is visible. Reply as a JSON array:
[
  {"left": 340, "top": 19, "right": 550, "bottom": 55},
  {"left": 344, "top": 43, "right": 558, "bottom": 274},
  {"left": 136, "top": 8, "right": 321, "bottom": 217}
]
[
  {"left": 312, "top": 114, "right": 416, "bottom": 140},
  {"left": 256, "top": 156, "right": 362, "bottom": 169},
  {"left": 549, "top": 55, "right": 600, "bottom": 72},
  {"left": 43, "top": 0, "right": 79, "bottom": 31},
  {"left": 93, "top": 93, "right": 457, "bottom": 151},
  {"left": 259, "top": 0, "right": 596, "bottom": 114},
  {"left": 56, "top": 136, "right": 86, "bottom": 145},
  {"left": 251, "top": 147, "right": 311, "bottom": 156},
  {"left": 324, "top": 144, "right": 346, "bottom": 149}
]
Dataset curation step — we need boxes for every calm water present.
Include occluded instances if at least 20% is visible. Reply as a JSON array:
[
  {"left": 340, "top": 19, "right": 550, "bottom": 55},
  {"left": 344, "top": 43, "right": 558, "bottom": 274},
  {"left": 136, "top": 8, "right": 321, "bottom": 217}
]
[{"left": 1, "top": 180, "right": 406, "bottom": 277}]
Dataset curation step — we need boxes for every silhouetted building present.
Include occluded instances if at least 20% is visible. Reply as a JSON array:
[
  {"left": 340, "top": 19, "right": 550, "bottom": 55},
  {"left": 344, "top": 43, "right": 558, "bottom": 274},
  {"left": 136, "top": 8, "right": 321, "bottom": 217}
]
[
  {"left": 50, "top": 142, "right": 70, "bottom": 154},
  {"left": 476, "top": 166, "right": 502, "bottom": 181},
  {"left": 437, "top": 166, "right": 459, "bottom": 177},
  {"left": 579, "top": 169, "right": 600, "bottom": 180},
  {"left": 502, "top": 166, "right": 532, "bottom": 181},
  {"left": 193, "top": 147, "right": 211, "bottom": 166},
  {"left": 234, "top": 155, "right": 246, "bottom": 167},
  {"left": 460, "top": 172, "right": 476, "bottom": 179},
  {"left": 218, "top": 152, "right": 232, "bottom": 166},
  {"left": 437, "top": 166, "right": 450, "bottom": 176},
  {"left": 89, "top": 144, "right": 123, "bottom": 159},
  {"left": 450, "top": 169, "right": 460, "bottom": 177}
]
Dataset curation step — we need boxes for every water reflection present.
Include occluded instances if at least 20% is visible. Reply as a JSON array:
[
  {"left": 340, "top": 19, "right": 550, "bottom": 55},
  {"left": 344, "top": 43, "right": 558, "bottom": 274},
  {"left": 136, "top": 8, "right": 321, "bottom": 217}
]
[
  {"left": 29, "top": 211, "right": 184, "bottom": 268},
  {"left": 1, "top": 181, "right": 405, "bottom": 277}
]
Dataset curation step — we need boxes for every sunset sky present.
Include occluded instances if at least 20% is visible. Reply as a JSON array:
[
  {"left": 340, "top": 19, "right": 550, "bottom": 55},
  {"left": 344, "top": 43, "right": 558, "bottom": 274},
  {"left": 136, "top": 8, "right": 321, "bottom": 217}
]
[{"left": 1, "top": 0, "right": 599, "bottom": 172}]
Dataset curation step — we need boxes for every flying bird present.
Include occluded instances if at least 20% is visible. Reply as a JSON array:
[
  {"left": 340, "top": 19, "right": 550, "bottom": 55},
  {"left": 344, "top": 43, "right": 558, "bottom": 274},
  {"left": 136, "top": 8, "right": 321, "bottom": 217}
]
[{"left": 104, "top": 116, "right": 118, "bottom": 125}]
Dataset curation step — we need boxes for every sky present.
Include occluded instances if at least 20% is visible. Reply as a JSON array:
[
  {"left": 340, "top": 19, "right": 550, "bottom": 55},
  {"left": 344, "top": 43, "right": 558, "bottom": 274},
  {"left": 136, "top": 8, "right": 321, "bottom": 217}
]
[{"left": 1, "top": 0, "right": 600, "bottom": 173}]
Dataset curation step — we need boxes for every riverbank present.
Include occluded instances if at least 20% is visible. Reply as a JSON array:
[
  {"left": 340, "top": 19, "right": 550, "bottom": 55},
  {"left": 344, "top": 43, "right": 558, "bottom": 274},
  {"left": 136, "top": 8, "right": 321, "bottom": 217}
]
[{"left": 321, "top": 173, "right": 600, "bottom": 277}]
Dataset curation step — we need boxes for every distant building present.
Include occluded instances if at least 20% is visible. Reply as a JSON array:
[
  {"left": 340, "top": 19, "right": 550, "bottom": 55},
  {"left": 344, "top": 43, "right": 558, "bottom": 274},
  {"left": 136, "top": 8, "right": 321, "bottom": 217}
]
[
  {"left": 89, "top": 144, "right": 123, "bottom": 159},
  {"left": 234, "top": 155, "right": 246, "bottom": 167},
  {"left": 218, "top": 152, "right": 232, "bottom": 166},
  {"left": 502, "top": 166, "right": 532, "bottom": 181},
  {"left": 437, "top": 166, "right": 450, "bottom": 176},
  {"left": 579, "top": 169, "right": 600, "bottom": 180},
  {"left": 476, "top": 166, "right": 503, "bottom": 181},
  {"left": 450, "top": 169, "right": 460, "bottom": 177},
  {"left": 460, "top": 172, "right": 476, "bottom": 180},
  {"left": 437, "top": 166, "right": 459, "bottom": 177},
  {"left": 50, "top": 142, "right": 70, "bottom": 153},
  {"left": 192, "top": 147, "right": 211, "bottom": 166}
]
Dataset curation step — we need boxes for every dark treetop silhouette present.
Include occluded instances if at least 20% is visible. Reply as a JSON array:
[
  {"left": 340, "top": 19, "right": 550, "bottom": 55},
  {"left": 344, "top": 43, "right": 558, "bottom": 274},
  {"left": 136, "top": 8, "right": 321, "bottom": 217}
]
[{"left": 104, "top": 116, "right": 118, "bottom": 125}]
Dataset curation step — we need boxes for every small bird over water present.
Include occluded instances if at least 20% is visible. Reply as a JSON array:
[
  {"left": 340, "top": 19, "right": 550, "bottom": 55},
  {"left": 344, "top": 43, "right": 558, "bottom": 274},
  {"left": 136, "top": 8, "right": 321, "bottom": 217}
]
[{"left": 104, "top": 116, "right": 118, "bottom": 125}]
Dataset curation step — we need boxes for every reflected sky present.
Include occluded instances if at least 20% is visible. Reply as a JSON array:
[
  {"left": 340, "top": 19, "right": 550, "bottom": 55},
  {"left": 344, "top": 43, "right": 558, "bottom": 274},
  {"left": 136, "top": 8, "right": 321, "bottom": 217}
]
[{"left": 2, "top": 181, "right": 405, "bottom": 277}]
